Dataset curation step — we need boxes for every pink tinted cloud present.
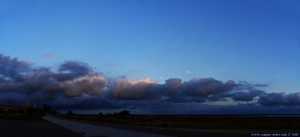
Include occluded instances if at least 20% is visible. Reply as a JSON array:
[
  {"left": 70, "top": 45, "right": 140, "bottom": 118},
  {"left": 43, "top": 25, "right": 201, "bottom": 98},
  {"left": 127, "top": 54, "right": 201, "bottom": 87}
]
[{"left": 41, "top": 53, "right": 56, "bottom": 58}]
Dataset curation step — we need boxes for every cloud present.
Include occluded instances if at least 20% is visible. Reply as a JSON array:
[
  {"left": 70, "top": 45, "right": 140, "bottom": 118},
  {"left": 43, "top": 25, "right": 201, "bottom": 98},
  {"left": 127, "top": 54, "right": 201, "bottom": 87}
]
[
  {"left": 0, "top": 55, "right": 110, "bottom": 109},
  {"left": 1, "top": 53, "right": 300, "bottom": 113},
  {"left": 41, "top": 53, "right": 56, "bottom": 58},
  {"left": 181, "top": 78, "right": 235, "bottom": 97},
  {"left": 235, "top": 81, "right": 269, "bottom": 91},
  {"left": 254, "top": 84, "right": 269, "bottom": 87},
  {"left": 185, "top": 70, "right": 192, "bottom": 74},
  {"left": 58, "top": 61, "right": 93, "bottom": 77},
  {"left": 108, "top": 77, "right": 159, "bottom": 100},
  {"left": 231, "top": 89, "right": 264, "bottom": 101},
  {"left": 162, "top": 78, "right": 182, "bottom": 96},
  {"left": 258, "top": 92, "right": 300, "bottom": 106},
  {"left": 0, "top": 54, "right": 31, "bottom": 81},
  {"left": 60, "top": 74, "right": 106, "bottom": 97}
]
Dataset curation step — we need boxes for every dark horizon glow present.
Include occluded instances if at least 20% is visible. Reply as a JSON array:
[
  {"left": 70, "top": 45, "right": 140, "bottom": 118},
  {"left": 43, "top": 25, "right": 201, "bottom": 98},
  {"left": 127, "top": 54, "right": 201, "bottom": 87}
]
[{"left": 1, "top": 0, "right": 300, "bottom": 114}]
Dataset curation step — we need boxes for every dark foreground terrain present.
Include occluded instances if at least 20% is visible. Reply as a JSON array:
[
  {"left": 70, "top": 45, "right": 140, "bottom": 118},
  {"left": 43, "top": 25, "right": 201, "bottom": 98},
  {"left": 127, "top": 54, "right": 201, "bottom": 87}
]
[
  {"left": 58, "top": 114, "right": 300, "bottom": 137},
  {"left": 63, "top": 114, "right": 300, "bottom": 130},
  {"left": 0, "top": 115, "right": 83, "bottom": 137},
  {"left": 1, "top": 114, "right": 300, "bottom": 137}
]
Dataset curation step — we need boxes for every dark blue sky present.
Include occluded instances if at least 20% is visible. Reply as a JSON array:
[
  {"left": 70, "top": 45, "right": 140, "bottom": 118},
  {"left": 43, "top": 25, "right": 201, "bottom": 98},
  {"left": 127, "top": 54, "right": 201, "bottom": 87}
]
[{"left": 1, "top": 0, "right": 300, "bottom": 114}]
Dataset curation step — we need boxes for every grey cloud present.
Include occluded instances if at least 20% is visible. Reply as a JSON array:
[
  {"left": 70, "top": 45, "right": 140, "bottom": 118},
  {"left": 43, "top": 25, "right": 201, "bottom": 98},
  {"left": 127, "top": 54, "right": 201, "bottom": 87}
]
[
  {"left": 58, "top": 61, "right": 93, "bottom": 77},
  {"left": 254, "top": 84, "right": 269, "bottom": 87},
  {"left": 235, "top": 81, "right": 269, "bottom": 90},
  {"left": 108, "top": 78, "right": 159, "bottom": 100},
  {"left": 258, "top": 92, "right": 300, "bottom": 106},
  {"left": 0, "top": 54, "right": 109, "bottom": 109},
  {"left": 231, "top": 89, "right": 264, "bottom": 101},
  {"left": 0, "top": 54, "right": 31, "bottom": 81},
  {"left": 162, "top": 78, "right": 182, "bottom": 96},
  {"left": 159, "top": 78, "right": 235, "bottom": 103},
  {"left": 1, "top": 53, "right": 299, "bottom": 113},
  {"left": 60, "top": 74, "right": 106, "bottom": 97},
  {"left": 181, "top": 78, "right": 235, "bottom": 97}
]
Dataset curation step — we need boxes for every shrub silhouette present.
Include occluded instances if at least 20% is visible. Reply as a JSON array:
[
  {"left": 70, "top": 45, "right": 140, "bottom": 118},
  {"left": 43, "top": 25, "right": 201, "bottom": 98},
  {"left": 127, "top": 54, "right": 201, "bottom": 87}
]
[
  {"left": 114, "top": 110, "right": 130, "bottom": 116},
  {"left": 67, "top": 110, "right": 74, "bottom": 115}
]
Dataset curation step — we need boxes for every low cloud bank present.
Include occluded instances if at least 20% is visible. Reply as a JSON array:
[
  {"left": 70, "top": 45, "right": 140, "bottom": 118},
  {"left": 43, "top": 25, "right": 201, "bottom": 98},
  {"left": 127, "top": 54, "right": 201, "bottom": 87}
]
[{"left": 0, "top": 54, "right": 298, "bottom": 112}]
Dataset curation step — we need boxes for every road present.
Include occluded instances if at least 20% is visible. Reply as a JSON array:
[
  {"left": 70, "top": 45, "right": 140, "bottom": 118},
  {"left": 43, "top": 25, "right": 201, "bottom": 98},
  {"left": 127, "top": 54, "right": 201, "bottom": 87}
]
[
  {"left": 43, "top": 115, "right": 172, "bottom": 137},
  {"left": 44, "top": 115, "right": 281, "bottom": 137}
]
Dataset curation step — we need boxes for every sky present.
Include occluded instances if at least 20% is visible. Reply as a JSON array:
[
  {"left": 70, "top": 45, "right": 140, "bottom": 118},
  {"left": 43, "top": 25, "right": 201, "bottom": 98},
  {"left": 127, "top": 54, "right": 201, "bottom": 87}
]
[{"left": 1, "top": 0, "right": 300, "bottom": 114}]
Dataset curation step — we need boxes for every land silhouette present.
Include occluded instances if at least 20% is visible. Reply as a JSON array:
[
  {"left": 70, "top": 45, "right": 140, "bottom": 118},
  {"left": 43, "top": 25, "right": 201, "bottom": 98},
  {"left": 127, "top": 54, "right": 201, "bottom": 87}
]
[{"left": 1, "top": 105, "right": 300, "bottom": 137}]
